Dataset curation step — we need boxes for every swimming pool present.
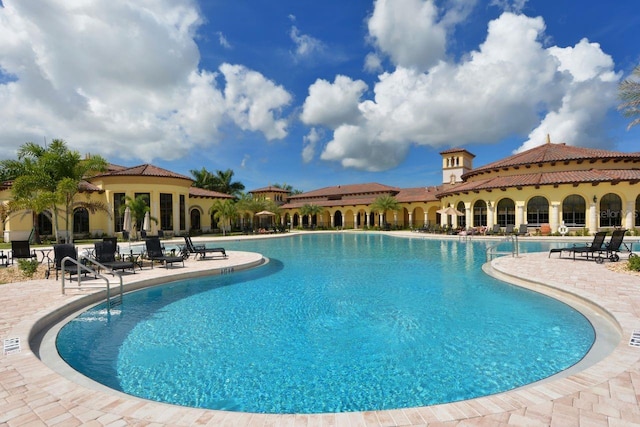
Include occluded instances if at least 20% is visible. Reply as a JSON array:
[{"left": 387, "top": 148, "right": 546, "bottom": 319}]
[{"left": 56, "top": 234, "right": 595, "bottom": 414}]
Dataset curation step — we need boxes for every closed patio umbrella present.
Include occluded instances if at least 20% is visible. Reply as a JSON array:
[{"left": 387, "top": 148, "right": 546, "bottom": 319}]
[
  {"left": 143, "top": 211, "right": 151, "bottom": 232},
  {"left": 123, "top": 207, "right": 132, "bottom": 240}
]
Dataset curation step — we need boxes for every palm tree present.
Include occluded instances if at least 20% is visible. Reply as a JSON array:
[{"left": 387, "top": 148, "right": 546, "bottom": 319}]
[
  {"left": 370, "top": 195, "right": 401, "bottom": 228},
  {"left": 212, "top": 169, "right": 245, "bottom": 196},
  {"left": 209, "top": 199, "right": 237, "bottom": 236},
  {"left": 236, "top": 193, "right": 265, "bottom": 230},
  {"left": 120, "top": 195, "right": 157, "bottom": 238},
  {"left": 2, "top": 140, "right": 108, "bottom": 243},
  {"left": 190, "top": 167, "right": 216, "bottom": 190},
  {"left": 300, "top": 204, "right": 324, "bottom": 228},
  {"left": 619, "top": 65, "right": 640, "bottom": 130}
]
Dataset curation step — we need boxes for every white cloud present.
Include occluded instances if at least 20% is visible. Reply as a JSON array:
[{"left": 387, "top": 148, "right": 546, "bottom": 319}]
[
  {"left": 490, "top": 0, "right": 529, "bottom": 13},
  {"left": 302, "top": 128, "right": 322, "bottom": 163},
  {"left": 300, "top": 75, "right": 368, "bottom": 128},
  {"left": 289, "top": 25, "right": 326, "bottom": 61},
  {"left": 364, "top": 53, "right": 383, "bottom": 73},
  {"left": 217, "top": 31, "right": 232, "bottom": 49},
  {"left": 220, "top": 64, "right": 292, "bottom": 140},
  {"left": 0, "top": 0, "right": 291, "bottom": 162},
  {"left": 311, "top": 11, "right": 620, "bottom": 171}
]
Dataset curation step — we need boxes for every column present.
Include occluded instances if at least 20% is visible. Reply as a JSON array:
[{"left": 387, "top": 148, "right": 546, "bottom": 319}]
[
  {"left": 625, "top": 200, "right": 635, "bottom": 231},
  {"left": 487, "top": 202, "right": 494, "bottom": 227},
  {"left": 330, "top": 214, "right": 334, "bottom": 228},
  {"left": 354, "top": 213, "right": 358, "bottom": 229},
  {"left": 424, "top": 211, "right": 428, "bottom": 227},
  {"left": 408, "top": 212, "right": 413, "bottom": 229},
  {"left": 516, "top": 203, "right": 524, "bottom": 227},
  {"left": 465, "top": 205, "right": 472, "bottom": 228},
  {"left": 589, "top": 202, "right": 598, "bottom": 234},
  {"left": 550, "top": 202, "right": 560, "bottom": 233}
]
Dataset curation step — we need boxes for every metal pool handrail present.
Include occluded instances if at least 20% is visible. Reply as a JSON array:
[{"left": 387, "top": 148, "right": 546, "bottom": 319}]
[
  {"left": 60, "top": 255, "right": 123, "bottom": 308},
  {"left": 486, "top": 234, "right": 519, "bottom": 261}
]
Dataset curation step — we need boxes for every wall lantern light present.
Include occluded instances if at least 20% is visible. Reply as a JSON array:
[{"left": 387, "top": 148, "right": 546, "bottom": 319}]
[{"left": 593, "top": 195, "right": 597, "bottom": 203}]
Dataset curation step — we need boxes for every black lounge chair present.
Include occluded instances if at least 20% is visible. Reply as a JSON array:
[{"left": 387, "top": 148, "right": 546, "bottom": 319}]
[
  {"left": 182, "top": 236, "right": 227, "bottom": 260},
  {"left": 549, "top": 231, "right": 607, "bottom": 260},
  {"left": 51, "top": 244, "right": 91, "bottom": 280},
  {"left": 505, "top": 224, "right": 515, "bottom": 234},
  {"left": 145, "top": 237, "right": 184, "bottom": 268},
  {"left": 94, "top": 241, "right": 136, "bottom": 274},
  {"left": 10, "top": 240, "right": 37, "bottom": 264},
  {"left": 594, "top": 229, "right": 626, "bottom": 264},
  {"left": 515, "top": 224, "right": 529, "bottom": 236}
]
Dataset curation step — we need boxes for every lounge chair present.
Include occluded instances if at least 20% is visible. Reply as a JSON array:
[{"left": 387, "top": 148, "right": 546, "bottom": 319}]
[
  {"left": 549, "top": 231, "right": 607, "bottom": 260},
  {"left": 594, "top": 229, "right": 626, "bottom": 263},
  {"left": 145, "top": 237, "right": 184, "bottom": 268},
  {"left": 10, "top": 240, "right": 37, "bottom": 264},
  {"left": 486, "top": 224, "right": 501, "bottom": 235},
  {"left": 52, "top": 244, "right": 91, "bottom": 280},
  {"left": 183, "top": 236, "right": 227, "bottom": 260},
  {"left": 515, "top": 224, "right": 529, "bottom": 236},
  {"left": 94, "top": 241, "right": 136, "bottom": 274},
  {"left": 505, "top": 224, "right": 515, "bottom": 234}
]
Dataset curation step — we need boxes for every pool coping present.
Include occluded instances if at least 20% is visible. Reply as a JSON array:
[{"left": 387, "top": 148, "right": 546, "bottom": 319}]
[{"left": 2, "top": 231, "right": 640, "bottom": 425}]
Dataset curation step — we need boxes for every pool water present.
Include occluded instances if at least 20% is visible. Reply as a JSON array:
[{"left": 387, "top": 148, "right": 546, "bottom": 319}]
[{"left": 56, "top": 234, "right": 594, "bottom": 414}]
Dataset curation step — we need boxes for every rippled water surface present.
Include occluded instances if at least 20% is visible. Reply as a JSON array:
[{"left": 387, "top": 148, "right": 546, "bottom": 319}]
[{"left": 57, "top": 234, "right": 594, "bottom": 413}]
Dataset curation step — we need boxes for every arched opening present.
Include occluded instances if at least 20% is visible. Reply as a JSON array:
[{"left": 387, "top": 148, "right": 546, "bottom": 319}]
[
  {"left": 293, "top": 213, "right": 300, "bottom": 227},
  {"left": 562, "top": 195, "right": 586, "bottom": 227},
  {"left": 456, "top": 201, "right": 466, "bottom": 228},
  {"left": 599, "top": 193, "right": 622, "bottom": 227},
  {"left": 190, "top": 209, "right": 201, "bottom": 231},
  {"left": 496, "top": 199, "right": 515, "bottom": 227},
  {"left": 73, "top": 207, "right": 90, "bottom": 234},
  {"left": 473, "top": 200, "right": 487, "bottom": 227},
  {"left": 37, "top": 212, "right": 53, "bottom": 236},
  {"left": 334, "top": 210, "right": 343, "bottom": 228},
  {"left": 636, "top": 195, "right": 640, "bottom": 227},
  {"left": 526, "top": 196, "right": 549, "bottom": 226}
]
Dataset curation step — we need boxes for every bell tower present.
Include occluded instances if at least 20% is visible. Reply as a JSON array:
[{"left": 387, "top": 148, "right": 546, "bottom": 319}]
[{"left": 440, "top": 148, "right": 475, "bottom": 184}]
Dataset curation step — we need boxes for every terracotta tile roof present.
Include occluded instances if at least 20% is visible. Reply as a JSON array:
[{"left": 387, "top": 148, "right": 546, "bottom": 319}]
[
  {"left": 249, "top": 186, "right": 291, "bottom": 194},
  {"left": 287, "top": 183, "right": 400, "bottom": 200},
  {"left": 96, "top": 164, "right": 193, "bottom": 181},
  {"left": 465, "top": 143, "right": 640, "bottom": 179},
  {"left": 439, "top": 147, "right": 476, "bottom": 157},
  {"left": 439, "top": 168, "right": 640, "bottom": 196},
  {"left": 78, "top": 180, "right": 104, "bottom": 193},
  {"left": 395, "top": 186, "right": 441, "bottom": 203},
  {"left": 189, "top": 187, "right": 234, "bottom": 199}
]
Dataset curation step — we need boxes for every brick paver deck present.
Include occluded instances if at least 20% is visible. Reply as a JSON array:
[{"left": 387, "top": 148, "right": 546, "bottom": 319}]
[{"left": 1, "top": 233, "right": 639, "bottom": 426}]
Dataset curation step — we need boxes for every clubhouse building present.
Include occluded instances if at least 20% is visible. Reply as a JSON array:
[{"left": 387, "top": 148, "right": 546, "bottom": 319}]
[{"left": 2, "top": 140, "right": 640, "bottom": 241}]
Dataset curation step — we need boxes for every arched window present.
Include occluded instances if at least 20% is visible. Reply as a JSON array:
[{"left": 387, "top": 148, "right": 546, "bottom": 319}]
[
  {"left": 190, "top": 209, "right": 201, "bottom": 231},
  {"left": 73, "top": 208, "right": 90, "bottom": 234},
  {"left": 636, "top": 195, "right": 640, "bottom": 227},
  {"left": 334, "top": 210, "right": 343, "bottom": 227},
  {"left": 496, "top": 198, "right": 515, "bottom": 227},
  {"left": 599, "top": 193, "right": 622, "bottom": 227},
  {"left": 456, "top": 201, "right": 466, "bottom": 228},
  {"left": 473, "top": 200, "right": 487, "bottom": 227},
  {"left": 526, "top": 196, "right": 549, "bottom": 226},
  {"left": 37, "top": 212, "right": 53, "bottom": 236},
  {"left": 562, "top": 195, "right": 586, "bottom": 226}
]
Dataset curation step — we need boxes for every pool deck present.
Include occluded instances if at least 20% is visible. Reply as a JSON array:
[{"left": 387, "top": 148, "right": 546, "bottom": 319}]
[{"left": 1, "top": 232, "right": 640, "bottom": 426}]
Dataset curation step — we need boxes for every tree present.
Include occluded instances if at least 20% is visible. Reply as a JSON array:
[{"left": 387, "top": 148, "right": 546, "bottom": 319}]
[
  {"left": 190, "top": 167, "right": 216, "bottom": 190},
  {"left": 209, "top": 199, "right": 237, "bottom": 236},
  {"left": 2, "top": 140, "right": 108, "bottom": 243},
  {"left": 120, "top": 195, "right": 157, "bottom": 238},
  {"left": 211, "top": 169, "right": 245, "bottom": 196},
  {"left": 370, "top": 195, "right": 400, "bottom": 227},
  {"left": 300, "top": 204, "right": 324, "bottom": 228},
  {"left": 273, "top": 182, "right": 302, "bottom": 195},
  {"left": 619, "top": 65, "right": 640, "bottom": 130},
  {"left": 235, "top": 193, "right": 266, "bottom": 230}
]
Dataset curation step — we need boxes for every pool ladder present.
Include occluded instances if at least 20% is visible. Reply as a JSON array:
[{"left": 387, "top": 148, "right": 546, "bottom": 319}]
[
  {"left": 60, "top": 255, "right": 124, "bottom": 308},
  {"left": 486, "top": 235, "right": 519, "bottom": 261}
]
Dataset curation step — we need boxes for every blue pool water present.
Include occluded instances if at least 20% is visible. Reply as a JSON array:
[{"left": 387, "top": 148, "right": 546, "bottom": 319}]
[{"left": 56, "top": 234, "right": 594, "bottom": 414}]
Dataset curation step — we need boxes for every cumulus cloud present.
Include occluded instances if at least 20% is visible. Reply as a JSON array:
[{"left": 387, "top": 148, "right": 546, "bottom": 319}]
[
  {"left": 0, "top": 0, "right": 291, "bottom": 162},
  {"left": 305, "top": 9, "right": 620, "bottom": 171},
  {"left": 300, "top": 75, "right": 368, "bottom": 128}
]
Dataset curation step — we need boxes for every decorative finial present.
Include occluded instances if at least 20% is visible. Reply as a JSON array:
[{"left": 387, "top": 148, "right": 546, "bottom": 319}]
[{"left": 546, "top": 134, "right": 551, "bottom": 144}]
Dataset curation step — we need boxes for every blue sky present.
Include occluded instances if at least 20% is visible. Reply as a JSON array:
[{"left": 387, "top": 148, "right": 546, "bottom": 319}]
[{"left": 0, "top": 0, "right": 639, "bottom": 192}]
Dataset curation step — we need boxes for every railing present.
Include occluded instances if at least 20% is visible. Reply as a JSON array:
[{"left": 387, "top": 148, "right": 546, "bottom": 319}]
[
  {"left": 60, "top": 255, "right": 124, "bottom": 308},
  {"left": 486, "top": 234, "right": 519, "bottom": 261}
]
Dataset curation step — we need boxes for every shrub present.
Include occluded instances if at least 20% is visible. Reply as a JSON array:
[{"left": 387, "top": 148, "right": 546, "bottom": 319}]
[
  {"left": 629, "top": 256, "right": 640, "bottom": 272},
  {"left": 18, "top": 259, "right": 40, "bottom": 278}
]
